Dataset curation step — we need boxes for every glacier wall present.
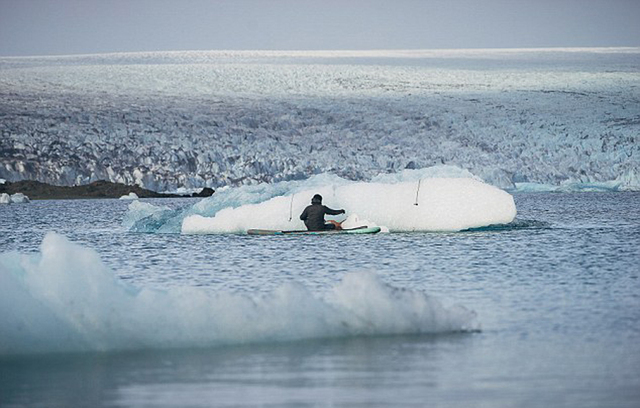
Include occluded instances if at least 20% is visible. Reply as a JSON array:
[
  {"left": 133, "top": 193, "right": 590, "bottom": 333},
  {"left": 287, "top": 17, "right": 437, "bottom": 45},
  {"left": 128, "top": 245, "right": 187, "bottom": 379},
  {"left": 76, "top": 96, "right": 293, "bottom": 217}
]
[{"left": 1, "top": 49, "right": 639, "bottom": 191}]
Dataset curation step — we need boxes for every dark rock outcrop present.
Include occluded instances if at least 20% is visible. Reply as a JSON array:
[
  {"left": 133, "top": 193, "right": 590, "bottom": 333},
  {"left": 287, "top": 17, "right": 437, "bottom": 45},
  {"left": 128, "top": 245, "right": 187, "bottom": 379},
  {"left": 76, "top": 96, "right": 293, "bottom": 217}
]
[{"left": 0, "top": 180, "right": 213, "bottom": 200}]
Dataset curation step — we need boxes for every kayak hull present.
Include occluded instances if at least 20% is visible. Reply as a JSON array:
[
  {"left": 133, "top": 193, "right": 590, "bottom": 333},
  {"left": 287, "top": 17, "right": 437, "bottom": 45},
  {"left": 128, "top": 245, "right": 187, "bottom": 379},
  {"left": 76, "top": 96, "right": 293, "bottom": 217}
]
[{"left": 247, "top": 226, "right": 381, "bottom": 235}]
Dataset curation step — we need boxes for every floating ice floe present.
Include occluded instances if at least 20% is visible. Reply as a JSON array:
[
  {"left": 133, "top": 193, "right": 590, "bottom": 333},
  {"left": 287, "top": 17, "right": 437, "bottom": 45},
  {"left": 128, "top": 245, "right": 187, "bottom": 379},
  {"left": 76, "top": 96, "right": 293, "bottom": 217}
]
[
  {"left": 122, "top": 200, "right": 174, "bottom": 231},
  {"left": 119, "top": 192, "right": 139, "bottom": 200},
  {"left": 181, "top": 173, "right": 516, "bottom": 234},
  {"left": 11, "top": 193, "right": 30, "bottom": 203},
  {"left": 0, "top": 193, "right": 30, "bottom": 204},
  {"left": 122, "top": 169, "right": 516, "bottom": 234}
]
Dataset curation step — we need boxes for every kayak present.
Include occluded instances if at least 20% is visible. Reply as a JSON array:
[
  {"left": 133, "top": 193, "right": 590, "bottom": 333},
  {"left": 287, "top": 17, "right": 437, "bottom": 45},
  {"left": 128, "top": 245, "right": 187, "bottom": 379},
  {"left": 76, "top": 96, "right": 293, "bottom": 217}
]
[{"left": 246, "top": 226, "right": 381, "bottom": 235}]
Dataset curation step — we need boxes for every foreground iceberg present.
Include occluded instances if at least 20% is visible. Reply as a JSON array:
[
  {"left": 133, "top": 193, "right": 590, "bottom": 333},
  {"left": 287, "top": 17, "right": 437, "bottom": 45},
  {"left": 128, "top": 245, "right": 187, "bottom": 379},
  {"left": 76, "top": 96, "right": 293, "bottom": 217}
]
[{"left": 0, "top": 233, "right": 478, "bottom": 355}]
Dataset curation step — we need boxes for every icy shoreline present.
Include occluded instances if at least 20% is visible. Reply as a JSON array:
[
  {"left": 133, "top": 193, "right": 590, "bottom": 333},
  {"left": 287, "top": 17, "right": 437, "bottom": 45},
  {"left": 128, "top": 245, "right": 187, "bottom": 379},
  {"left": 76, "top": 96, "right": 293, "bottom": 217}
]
[{"left": 1, "top": 48, "right": 638, "bottom": 191}]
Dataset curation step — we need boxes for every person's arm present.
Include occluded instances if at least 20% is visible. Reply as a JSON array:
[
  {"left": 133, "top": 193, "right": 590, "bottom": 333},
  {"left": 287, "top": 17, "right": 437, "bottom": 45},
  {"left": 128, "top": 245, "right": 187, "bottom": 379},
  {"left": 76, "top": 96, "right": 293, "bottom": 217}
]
[
  {"left": 300, "top": 207, "right": 308, "bottom": 221},
  {"left": 324, "top": 206, "right": 345, "bottom": 216}
]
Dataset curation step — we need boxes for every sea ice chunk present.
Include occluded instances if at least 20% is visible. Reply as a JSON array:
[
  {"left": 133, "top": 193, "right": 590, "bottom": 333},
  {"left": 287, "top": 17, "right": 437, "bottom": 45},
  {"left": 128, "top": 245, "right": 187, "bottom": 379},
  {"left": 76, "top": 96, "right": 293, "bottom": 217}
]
[
  {"left": 0, "top": 232, "right": 479, "bottom": 355},
  {"left": 182, "top": 176, "right": 516, "bottom": 233},
  {"left": 10, "top": 193, "right": 30, "bottom": 203},
  {"left": 119, "top": 192, "right": 139, "bottom": 200}
]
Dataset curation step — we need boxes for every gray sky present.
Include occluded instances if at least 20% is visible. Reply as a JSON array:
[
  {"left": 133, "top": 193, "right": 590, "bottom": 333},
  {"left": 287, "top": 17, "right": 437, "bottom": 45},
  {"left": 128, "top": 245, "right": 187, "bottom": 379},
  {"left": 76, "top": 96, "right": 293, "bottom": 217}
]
[{"left": 1, "top": 0, "right": 639, "bottom": 56}]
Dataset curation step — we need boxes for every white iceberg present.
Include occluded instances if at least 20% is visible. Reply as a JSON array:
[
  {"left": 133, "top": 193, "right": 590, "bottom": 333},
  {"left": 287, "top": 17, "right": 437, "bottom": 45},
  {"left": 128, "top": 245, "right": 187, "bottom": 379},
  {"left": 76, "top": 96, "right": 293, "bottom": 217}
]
[
  {"left": 182, "top": 176, "right": 516, "bottom": 234},
  {"left": 10, "top": 193, "right": 30, "bottom": 203},
  {"left": 119, "top": 192, "right": 139, "bottom": 200},
  {"left": 0, "top": 232, "right": 478, "bottom": 355}
]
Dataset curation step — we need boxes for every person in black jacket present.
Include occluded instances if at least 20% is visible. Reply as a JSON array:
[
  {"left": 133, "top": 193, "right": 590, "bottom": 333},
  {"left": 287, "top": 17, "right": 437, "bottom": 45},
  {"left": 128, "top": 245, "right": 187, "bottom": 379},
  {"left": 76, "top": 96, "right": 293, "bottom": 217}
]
[{"left": 300, "top": 194, "right": 346, "bottom": 231}]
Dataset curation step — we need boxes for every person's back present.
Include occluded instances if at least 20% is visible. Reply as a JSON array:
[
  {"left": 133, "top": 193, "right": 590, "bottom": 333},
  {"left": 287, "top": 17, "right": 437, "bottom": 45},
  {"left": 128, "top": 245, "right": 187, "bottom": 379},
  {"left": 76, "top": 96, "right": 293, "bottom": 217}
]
[{"left": 300, "top": 194, "right": 345, "bottom": 231}]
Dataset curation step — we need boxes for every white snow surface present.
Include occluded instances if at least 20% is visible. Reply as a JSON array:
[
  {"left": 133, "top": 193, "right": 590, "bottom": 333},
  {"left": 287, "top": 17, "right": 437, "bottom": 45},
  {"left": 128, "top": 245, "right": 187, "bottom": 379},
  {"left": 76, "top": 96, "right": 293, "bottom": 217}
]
[
  {"left": 1, "top": 48, "right": 638, "bottom": 191},
  {"left": 10, "top": 193, "right": 30, "bottom": 203},
  {"left": 119, "top": 192, "right": 139, "bottom": 200},
  {"left": 0, "top": 193, "right": 30, "bottom": 203},
  {"left": 124, "top": 169, "right": 515, "bottom": 234},
  {"left": 181, "top": 176, "right": 516, "bottom": 234}
]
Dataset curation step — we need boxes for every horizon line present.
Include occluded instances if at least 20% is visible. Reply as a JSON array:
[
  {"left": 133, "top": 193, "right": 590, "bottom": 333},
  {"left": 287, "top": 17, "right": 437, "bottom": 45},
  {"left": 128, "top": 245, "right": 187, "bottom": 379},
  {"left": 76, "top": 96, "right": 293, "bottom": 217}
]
[{"left": 2, "top": 46, "right": 640, "bottom": 60}]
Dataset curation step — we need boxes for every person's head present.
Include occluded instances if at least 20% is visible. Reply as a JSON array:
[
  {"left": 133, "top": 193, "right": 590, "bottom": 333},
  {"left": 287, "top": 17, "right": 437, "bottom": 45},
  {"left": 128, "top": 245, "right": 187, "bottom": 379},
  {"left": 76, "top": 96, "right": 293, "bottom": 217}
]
[{"left": 311, "top": 194, "right": 322, "bottom": 204}]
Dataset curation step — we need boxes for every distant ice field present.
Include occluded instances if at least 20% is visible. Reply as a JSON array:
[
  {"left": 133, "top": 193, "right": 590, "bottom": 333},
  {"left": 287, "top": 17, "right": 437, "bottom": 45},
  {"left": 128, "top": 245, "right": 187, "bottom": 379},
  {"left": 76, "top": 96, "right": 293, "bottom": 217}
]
[{"left": 1, "top": 48, "right": 638, "bottom": 190}]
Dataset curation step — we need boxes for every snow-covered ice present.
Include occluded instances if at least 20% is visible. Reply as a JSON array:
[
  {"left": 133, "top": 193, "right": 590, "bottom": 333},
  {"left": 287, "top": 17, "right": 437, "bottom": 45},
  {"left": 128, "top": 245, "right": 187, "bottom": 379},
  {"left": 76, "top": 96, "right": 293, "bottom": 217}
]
[
  {"left": 119, "top": 192, "right": 139, "bottom": 200},
  {"left": 181, "top": 177, "right": 515, "bottom": 234},
  {"left": 1, "top": 48, "right": 638, "bottom": 191},
  {"left": 0, "top": 193, "right": 30, "bottom": 203},
  {"left": 10, "top": 193, "right": 30, "bottom": 203},
  {"left": 122, "top": 169, "right": 515, "bottom": 234}
]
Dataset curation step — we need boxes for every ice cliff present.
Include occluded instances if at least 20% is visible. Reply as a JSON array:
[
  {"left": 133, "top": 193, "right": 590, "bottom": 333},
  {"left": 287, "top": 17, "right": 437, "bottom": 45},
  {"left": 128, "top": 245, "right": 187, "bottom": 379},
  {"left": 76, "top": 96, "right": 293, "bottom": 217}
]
[{"left": 1, "top": 49, "right": 638, "bottom": 191}]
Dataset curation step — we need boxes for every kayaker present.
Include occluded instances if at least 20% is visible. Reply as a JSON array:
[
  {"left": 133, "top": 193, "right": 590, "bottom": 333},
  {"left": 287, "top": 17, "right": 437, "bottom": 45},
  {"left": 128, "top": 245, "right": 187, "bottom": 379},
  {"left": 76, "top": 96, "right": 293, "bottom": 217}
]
[{"left": 300, "top": 194, "right": 346, "bottom": 231}]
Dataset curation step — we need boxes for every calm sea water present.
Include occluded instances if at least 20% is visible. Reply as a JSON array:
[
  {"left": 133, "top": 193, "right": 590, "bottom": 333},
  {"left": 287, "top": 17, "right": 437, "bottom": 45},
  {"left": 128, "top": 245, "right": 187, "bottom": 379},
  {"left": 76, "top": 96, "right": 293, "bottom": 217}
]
[{"left": 1, "top": 192, "right": 639, "bottom": 408}]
